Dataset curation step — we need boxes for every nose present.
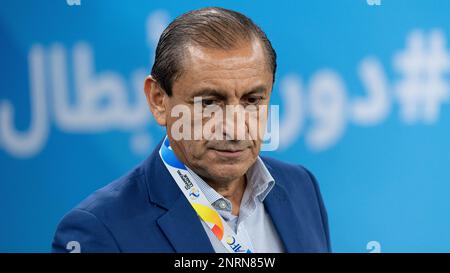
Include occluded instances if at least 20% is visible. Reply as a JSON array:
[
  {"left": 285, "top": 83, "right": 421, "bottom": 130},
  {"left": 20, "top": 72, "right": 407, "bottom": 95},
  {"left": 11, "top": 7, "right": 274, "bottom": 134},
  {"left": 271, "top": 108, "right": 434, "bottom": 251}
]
[{"left": 222, "top": 104, "right": 247, "bottom": 141}]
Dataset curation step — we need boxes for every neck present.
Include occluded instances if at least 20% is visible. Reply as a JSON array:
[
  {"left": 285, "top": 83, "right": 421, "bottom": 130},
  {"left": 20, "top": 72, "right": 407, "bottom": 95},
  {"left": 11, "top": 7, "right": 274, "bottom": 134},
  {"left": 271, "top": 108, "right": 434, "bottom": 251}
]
[{"left": 205, "top": 175, "right": 247, "bottom": 216}]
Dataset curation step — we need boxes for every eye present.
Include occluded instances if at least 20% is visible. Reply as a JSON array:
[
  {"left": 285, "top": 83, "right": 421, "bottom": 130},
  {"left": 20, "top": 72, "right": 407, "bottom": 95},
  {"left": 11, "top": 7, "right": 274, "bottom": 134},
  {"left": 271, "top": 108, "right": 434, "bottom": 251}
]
[
  {"left": 245, "top": 96, "right": 263, "bottom": 105},
  {"left": 202, "top": 99, "right": 218, "bottom": 107}
]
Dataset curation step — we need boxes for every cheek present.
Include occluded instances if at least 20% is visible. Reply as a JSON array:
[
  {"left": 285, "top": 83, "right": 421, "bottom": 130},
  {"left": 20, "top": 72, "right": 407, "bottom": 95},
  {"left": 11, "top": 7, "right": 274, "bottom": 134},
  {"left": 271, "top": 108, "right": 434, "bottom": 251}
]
[
  {"left": 184, "top": 141, "right": 209, "bottom": 162},
  {"left": 252, "top": 141, "right": 262, "bottom": 153}
]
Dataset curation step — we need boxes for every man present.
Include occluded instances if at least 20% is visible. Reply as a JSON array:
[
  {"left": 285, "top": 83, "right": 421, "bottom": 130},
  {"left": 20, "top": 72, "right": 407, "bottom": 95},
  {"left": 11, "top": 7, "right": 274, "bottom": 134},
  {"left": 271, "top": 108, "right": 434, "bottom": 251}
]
[{"left": 52, "top": 7, "right": 331, "bottom": 253}]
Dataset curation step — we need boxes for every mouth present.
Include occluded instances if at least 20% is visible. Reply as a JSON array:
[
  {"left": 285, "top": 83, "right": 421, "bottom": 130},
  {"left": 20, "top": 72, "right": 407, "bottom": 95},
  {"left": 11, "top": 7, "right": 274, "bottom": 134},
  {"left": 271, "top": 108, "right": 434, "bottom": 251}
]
[{"left": 209, "top": 148, "right": 246, "bottom": 159}]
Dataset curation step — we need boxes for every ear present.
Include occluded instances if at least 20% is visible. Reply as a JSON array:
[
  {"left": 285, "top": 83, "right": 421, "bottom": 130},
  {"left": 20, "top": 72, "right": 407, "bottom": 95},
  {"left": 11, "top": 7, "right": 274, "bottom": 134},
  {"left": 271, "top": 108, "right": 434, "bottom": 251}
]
[{"left": 144, "top": 75, "right": 167, "bottom": 126}]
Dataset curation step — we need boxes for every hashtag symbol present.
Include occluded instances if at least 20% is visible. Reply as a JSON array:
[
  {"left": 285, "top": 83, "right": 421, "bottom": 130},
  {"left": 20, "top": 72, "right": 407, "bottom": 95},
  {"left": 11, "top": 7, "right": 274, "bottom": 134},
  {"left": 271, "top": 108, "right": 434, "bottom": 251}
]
[{"left": 393, "top": 30, "right": 450, "bottom": 124}]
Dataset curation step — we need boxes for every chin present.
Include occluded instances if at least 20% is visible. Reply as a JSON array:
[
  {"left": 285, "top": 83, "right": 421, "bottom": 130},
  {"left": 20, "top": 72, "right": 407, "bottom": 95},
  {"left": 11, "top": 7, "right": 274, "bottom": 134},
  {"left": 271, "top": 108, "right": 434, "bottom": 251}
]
[{"left": 208, "top": 163, "right": 248, "bottom": 181}]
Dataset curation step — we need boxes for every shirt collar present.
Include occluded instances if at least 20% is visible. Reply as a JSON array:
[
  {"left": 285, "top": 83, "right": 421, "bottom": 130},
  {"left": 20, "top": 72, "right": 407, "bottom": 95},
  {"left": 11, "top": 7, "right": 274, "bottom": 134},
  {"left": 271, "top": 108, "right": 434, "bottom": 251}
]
[{"left": 246, "top": 157, "right": 275, "bottom": 202}]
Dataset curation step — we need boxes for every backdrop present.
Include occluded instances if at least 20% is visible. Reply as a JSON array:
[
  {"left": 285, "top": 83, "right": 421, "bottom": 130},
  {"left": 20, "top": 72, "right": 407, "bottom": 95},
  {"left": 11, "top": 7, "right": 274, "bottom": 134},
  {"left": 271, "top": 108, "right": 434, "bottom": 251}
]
[{"left": 1, "top": 0, "right": 449, "bottom": 252}]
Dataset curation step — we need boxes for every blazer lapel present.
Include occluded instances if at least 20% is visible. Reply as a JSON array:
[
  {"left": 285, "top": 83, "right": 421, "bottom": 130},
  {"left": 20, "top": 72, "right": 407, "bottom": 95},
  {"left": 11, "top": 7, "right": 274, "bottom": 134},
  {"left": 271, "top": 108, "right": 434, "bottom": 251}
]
[
  {"left": 143, "top": 140, "right": 214, "bottom": 253},
  {"left": 156, "top": 195, "right": 215, "bottom": 253},
  {"left": 264, "top": 183, "right": 307, "bottom": 252}
]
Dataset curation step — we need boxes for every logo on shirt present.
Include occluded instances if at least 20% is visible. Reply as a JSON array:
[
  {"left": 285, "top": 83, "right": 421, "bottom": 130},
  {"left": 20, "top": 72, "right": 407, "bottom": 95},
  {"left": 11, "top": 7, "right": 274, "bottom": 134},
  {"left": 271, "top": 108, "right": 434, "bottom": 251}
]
[
  {"left": 177, "top": 170, "right": 193, "bottom": 190},
  {"left": 189, "top": 187, "right": 200, "bottom": 200},
  {"left": 226, "top": 235, "right": 251, "bottom": 253}
]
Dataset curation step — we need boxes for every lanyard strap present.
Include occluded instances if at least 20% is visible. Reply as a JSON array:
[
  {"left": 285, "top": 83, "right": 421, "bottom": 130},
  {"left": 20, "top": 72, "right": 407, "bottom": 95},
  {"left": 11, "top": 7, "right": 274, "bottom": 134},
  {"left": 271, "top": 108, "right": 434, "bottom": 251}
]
[{"left": 159, "top": 136, "right": 253, "bottom": 253}]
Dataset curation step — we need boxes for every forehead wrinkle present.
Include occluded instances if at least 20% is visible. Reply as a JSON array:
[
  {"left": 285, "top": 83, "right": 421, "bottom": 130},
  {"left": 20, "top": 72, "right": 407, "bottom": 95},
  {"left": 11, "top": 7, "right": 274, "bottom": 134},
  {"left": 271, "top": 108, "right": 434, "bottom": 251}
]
[
  {"left": 172, "top": 41, "right": 272, "bottom": 99},
  {"left": 195, "top": 78, "right": 270, "bottom": 100}
]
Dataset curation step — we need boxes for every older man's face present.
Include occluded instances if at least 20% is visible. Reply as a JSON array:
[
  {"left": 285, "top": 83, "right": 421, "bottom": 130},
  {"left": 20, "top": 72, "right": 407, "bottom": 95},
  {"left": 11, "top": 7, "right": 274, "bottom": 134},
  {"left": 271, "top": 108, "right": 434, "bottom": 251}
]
[{"left": 164, "top": 40, "right": 273, "bottom": 184}]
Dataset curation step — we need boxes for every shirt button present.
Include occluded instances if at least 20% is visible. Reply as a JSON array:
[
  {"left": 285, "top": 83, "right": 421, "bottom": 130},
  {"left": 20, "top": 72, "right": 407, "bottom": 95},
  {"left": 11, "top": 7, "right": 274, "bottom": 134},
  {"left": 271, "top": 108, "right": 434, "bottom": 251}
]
[{"left": 217, "top": 200, "right": 227, "bottom": 209}]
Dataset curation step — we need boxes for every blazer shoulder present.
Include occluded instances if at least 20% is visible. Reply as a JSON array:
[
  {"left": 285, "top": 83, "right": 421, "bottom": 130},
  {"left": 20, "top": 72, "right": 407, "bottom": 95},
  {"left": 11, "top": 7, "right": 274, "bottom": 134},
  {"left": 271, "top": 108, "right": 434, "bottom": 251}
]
[
  {"left": 74, "top": 163, "right": 148, "bottom": 219},
  {"left": 52, "top": 162, "right": 150, "bottom": 252},
  {"left": 75, "top": 144, "right": 166, "bottom": 217}
]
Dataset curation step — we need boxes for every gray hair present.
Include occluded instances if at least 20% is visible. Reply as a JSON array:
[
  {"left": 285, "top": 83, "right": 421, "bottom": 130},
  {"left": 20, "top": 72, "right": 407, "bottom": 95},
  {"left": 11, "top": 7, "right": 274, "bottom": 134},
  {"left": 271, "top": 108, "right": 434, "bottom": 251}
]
[{"left": 151, "top": 7, "right": 277, "bottom": 96}]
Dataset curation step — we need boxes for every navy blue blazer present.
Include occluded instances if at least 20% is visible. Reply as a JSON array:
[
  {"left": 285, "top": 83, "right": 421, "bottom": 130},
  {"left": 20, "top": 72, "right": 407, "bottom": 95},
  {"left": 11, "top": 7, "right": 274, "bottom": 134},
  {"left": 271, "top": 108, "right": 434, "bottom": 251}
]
[{"left": 52, "top": 141, "right": 331, "bottom": 253}]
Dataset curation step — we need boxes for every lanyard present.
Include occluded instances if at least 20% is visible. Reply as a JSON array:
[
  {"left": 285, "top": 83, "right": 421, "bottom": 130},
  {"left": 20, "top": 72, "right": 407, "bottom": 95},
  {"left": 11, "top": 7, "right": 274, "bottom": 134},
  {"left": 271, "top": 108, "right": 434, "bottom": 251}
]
[{"left": 159, "top": 136, "right": 253, "bottom": 253}]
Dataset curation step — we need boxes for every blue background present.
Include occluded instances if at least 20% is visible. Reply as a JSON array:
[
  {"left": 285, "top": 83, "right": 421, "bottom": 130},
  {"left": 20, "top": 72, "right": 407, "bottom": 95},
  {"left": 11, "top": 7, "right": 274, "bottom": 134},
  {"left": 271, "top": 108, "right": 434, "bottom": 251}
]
[{"left": 1, "top": 0, "right": 449, "bottom": 252}]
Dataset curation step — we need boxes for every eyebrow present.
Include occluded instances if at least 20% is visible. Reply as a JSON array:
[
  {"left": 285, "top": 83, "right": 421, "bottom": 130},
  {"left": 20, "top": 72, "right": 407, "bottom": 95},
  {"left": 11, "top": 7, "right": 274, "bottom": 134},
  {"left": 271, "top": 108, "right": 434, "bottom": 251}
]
[{"left": 190, "top": 85, "right": 268, "bottom": 99}]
